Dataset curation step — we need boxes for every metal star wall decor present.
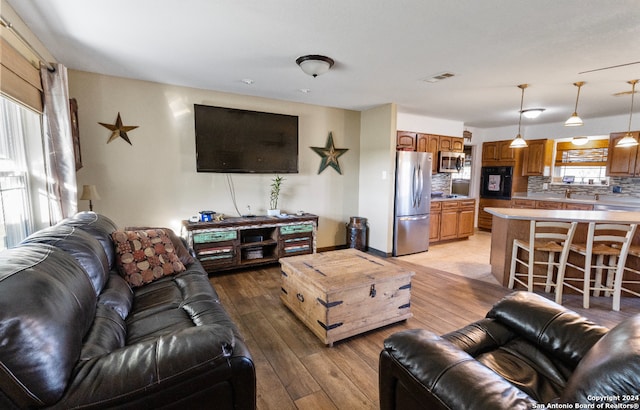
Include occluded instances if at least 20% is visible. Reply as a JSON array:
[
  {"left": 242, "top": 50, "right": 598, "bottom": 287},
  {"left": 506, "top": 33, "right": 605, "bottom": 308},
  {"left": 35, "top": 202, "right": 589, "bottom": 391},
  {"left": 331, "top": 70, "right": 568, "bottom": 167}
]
[
  {"left": 310, "top": 132, "right": 348, "bottom": 174},
  {"left": 99, "top": 112, "right": 139, "bottom": 145}
]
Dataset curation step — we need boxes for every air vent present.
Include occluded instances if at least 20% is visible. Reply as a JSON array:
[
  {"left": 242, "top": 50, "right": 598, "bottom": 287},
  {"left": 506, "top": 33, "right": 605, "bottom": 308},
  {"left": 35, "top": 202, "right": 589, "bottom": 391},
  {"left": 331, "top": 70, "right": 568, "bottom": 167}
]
[{"left": 423, "top": 72, "right": 456, "bottom": 83}]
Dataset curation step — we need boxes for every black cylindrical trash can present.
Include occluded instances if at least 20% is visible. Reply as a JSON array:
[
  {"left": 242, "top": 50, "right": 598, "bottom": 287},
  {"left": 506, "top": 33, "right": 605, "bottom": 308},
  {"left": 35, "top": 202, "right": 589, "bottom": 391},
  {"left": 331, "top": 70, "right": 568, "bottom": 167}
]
[{"left": 346, "top": 217, "right": 368, "bottom": 251}]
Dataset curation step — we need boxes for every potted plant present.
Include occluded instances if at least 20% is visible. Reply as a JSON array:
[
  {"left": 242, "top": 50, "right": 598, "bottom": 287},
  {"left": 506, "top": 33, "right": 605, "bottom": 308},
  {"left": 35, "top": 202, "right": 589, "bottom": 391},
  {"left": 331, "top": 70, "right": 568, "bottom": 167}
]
[{"left": 268, "top": 175, "right": 284, "bottom": 216}]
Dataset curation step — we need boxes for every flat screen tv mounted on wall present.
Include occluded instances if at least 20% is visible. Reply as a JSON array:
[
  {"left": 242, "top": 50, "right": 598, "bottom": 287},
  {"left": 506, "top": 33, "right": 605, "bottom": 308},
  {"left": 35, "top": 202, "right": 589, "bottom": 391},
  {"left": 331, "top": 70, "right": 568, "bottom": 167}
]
[{"left": 194, "top": 104, "right": 299, "bottom": 173}]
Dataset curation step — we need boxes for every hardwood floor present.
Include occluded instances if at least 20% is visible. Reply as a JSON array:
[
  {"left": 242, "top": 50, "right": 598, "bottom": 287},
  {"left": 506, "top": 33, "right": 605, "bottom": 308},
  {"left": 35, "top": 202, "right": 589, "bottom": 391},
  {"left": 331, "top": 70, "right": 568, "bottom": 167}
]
[{"left": 210, "top": 243, "right": 638, "bottom": 410}]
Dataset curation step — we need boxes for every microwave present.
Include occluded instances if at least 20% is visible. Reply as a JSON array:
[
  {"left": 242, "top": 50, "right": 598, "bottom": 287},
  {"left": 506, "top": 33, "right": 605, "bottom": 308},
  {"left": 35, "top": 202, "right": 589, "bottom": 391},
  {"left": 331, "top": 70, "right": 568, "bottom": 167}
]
[{"left": 438, "top": 151, "right": 465, "bottom": 173}]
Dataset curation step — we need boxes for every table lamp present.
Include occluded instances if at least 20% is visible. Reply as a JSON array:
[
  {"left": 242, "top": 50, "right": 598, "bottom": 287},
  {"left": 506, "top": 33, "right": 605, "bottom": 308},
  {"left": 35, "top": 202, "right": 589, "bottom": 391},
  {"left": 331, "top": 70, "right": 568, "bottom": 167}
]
[{"left": 80, "top": 184, "right": 100, "bottom": 211}]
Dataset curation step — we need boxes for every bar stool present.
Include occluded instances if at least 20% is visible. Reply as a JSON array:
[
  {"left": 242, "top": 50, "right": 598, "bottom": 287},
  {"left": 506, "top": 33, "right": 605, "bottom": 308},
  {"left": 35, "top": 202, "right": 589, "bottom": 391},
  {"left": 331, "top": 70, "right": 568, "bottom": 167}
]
[
  {"left": 613, "top": 244, "right": 640, "bottom": 300},
  {"left": 559, "top": 223, "right": 637, "bottom": 311},
  {"left": 508, "top": 220, "right": 578, "bottom": 300}
]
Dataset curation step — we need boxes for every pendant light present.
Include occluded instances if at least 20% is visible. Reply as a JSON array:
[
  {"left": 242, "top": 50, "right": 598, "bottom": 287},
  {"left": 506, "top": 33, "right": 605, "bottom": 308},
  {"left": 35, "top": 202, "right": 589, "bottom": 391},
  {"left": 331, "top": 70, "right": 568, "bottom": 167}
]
[
  {"left": 615, "top": 79, "right": 639, "bottom": 147},
  {"left": 565, "top": 82, "right": 585, "bottom": 127},
  {"left": 510, "top": 84, "right": 528, "bottom": 148}
]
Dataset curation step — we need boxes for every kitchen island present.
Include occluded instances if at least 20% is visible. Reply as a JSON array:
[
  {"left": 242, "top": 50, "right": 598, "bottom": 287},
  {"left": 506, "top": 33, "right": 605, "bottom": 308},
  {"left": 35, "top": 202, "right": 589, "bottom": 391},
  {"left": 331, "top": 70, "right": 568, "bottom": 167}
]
[{"left": 484, "top": 207, "right": 640, "bottom": 286}]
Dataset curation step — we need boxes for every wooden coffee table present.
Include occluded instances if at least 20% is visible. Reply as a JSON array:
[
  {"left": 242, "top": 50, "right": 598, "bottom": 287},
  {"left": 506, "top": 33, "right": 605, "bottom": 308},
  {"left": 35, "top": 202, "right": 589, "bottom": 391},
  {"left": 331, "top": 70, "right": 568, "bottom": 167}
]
[{"left": 280, "top": 248, "right": 414, "bottom": 346}]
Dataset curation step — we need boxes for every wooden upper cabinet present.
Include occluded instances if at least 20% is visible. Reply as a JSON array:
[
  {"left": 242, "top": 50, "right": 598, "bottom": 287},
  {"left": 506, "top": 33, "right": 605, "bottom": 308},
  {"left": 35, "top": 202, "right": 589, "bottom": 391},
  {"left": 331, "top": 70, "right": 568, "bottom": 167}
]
[
  {"left": 482, "top": 142, "right": 499, "bottom": 162},
  {"left": 415, "top": 133, "right": 430, "bottom": 152},
  {"left": 522, "top": 139, "right": 553, "bottom": 176},
  {"left": 451, "top": 138, "right": 464, "bottom": 152},
  {"left": 416, "top": 134, "right": 439, "bottom": 173},
  {"left": 482, "top": 140, "right": 516, "bottom": 164},
  {"left": 396, "top": 131, "right": 417, "bottom": 151},
  {"left": 438, "top": 136, "right": 464, "bottom": 152},
  {"left": 606, "top": 131, "right": 640, "bottom": 176},
  {"left": 498, "top": 140, "right": 516, "bottom": 161}
]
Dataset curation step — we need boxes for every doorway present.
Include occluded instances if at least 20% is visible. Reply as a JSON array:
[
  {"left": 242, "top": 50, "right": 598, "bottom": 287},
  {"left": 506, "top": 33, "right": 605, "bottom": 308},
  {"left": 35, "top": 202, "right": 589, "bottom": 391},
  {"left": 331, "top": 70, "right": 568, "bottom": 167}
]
[{"left": 451, "top": 145, "right": 473, "bottom": 196}]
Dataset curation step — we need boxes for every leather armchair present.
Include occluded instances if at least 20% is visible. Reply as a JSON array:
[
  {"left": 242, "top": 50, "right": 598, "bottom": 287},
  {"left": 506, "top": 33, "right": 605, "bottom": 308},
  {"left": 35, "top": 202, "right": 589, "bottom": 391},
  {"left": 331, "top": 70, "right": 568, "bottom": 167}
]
[{"left": 380, "top": 291, "right": 640, "bottom": 409}]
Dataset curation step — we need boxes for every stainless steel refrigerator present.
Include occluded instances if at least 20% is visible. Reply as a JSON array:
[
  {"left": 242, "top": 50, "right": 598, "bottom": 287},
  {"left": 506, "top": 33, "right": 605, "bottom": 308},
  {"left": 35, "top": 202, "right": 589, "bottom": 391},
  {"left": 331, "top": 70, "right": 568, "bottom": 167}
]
[{"left": 393, "top": 151, "right": 432, "bottom": 256}]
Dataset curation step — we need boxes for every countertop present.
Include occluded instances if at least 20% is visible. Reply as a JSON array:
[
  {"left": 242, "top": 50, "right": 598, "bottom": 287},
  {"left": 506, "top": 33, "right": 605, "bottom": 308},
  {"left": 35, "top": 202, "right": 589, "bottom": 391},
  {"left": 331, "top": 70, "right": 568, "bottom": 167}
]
[
  {"left": 512, "top": 192, "right": 640, "bottom": 210},
  {"left": 485, "top": 207, "right": 640, "bottom": 224},
  {"left": 431, "top": 195, "right": 474, "bottom": 202}
]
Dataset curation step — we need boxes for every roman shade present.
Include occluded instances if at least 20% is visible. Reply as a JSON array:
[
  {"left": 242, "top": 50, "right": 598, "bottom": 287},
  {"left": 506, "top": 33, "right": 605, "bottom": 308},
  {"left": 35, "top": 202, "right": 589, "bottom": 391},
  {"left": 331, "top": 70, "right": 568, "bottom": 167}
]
[{"left": 1, "top": 36, "right": 43, "bottom": 112}]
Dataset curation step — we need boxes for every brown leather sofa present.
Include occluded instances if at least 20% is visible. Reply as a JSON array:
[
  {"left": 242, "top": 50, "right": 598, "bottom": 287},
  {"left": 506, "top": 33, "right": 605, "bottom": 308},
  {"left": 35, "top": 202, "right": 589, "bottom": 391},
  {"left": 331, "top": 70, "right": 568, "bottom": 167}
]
[
  {"left": 379, "top": 291, "right": 640, "bottom": 409},
  {"left": 0, "top": 212, "right": 255, "bottom": 409}
]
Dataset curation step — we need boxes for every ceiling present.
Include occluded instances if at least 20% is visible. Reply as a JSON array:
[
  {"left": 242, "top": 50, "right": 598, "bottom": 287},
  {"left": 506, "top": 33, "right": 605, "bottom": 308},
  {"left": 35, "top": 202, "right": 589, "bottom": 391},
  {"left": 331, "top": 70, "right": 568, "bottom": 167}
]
[{"left": 6, "top": 0, "right": 640, "bottom": 128}]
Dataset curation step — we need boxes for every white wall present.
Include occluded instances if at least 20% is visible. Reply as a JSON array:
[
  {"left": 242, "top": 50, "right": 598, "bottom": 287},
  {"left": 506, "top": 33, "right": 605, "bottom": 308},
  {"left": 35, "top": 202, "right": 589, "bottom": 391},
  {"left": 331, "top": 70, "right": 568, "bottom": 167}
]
[
  {"left": 472, "top": 114, "right": 629, "bottom": 143},
  {"left": 359, "top": 104, "right": 397, "bottom": 254},
  {"left": 69, "top": 70, "right": 361, "bottom": 249},
  {"left": 397, "top": 112, "right": 464, "bottom": 137}
]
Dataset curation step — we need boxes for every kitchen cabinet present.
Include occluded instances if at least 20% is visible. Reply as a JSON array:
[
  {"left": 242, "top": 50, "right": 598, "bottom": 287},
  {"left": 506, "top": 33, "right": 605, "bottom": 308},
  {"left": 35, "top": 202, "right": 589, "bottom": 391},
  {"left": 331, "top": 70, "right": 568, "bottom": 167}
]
[
  {"left": 396, "top": 131, "right": 417, "bottom": 151},
  {"left": 417, "top": 134, "right": 439, "bottom": 173},
  {"left": 522, "top": 139, "right": 553, "bottom": 176},
  {"left": 431, "top": 199, "right": 476, "bottom": 242},
  {"left": 478, "top": 198, "right": 511, "bottom": 230},
  {"left": 439, "top": 136, "right": 464, "bottom": 152},
  {"left": 563, "top": 203, "right": 593, "bottom": 210},
  {"left": 457, "top": 200, "right": 476, "bottom": 237},
  {"left": 439, "top": 201, "right": 460, "bottom": 241},
  {"left": 534, "top": 200, "right": 563, "bottom": 210},
  {"left": 482, "top": 140, "right": 516, "bottom": 164},
  {"left": 407, "top": 133, "right": 463, "bottom": 173},
  {"left": 429, "top": 201, "right": 442, "bottom": 242},
  {"left": 511, "top": 197, "right": 594, "bottom": 211},
  {"left": 606, "top": 131, "right": 640, "bottom": 176},
  {"left": 511, "top": 198, "right": 536, "bottom": 209}
]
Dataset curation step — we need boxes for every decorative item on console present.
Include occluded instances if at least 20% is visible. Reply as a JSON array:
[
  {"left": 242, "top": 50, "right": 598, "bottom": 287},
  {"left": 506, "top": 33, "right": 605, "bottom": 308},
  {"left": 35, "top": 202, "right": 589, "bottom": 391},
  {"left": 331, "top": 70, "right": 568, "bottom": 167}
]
[
  {"left": 199, "top": 211, "right": 215, "bottom": 222},
  {"left": 268, "top": 175, "right": 284, "bottom": 216}
]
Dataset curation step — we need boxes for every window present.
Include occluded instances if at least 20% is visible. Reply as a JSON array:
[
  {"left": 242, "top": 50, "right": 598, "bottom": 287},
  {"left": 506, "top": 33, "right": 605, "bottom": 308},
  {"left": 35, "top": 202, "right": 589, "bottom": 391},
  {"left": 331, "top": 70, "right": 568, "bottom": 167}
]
[
  {"left": 553, "top": 138, "right": 609, "bottom": 186},
  {"left": 0, "top": 96, "right": 49, "bottom": 250}
]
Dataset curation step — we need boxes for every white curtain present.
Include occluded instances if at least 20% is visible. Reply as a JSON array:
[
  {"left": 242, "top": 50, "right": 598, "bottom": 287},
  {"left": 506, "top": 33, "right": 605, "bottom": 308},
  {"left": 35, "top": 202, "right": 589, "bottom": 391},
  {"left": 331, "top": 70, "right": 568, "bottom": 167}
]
[{"left": 41, "top": 63, "right": 77, "bottom": 222}]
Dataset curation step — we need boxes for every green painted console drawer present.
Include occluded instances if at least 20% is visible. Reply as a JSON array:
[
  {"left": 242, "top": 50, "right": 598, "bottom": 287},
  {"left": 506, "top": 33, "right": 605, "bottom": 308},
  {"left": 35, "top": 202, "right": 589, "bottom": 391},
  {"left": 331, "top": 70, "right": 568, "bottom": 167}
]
[
  {"left": 280, "top": 224, "right": 314, "bottom": 235},
  {"left": 193, "top": 230, "right": 237, "bottom": 243}
]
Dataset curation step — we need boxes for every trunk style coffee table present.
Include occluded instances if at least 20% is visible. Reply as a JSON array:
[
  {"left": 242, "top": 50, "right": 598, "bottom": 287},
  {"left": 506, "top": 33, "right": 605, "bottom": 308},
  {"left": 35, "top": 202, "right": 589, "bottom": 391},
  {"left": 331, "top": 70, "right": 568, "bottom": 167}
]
[{"left": 280, "top": 248, "right": 414, "bottom": 346}]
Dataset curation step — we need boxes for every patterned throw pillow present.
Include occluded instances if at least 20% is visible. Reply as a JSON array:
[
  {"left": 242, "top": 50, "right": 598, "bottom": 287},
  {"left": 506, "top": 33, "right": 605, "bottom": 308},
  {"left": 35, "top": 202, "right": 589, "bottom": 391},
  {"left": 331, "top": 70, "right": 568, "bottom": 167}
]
[{"left": 111, "top": 229, "right": 186, "bottom": 288}]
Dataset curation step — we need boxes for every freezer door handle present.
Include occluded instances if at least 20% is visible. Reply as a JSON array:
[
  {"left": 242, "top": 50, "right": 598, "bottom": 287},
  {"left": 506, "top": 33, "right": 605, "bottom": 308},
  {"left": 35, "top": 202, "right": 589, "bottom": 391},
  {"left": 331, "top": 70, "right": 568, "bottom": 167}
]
[
  {"left": 417, "top": 163, "right": 424, "bottom": 208},
  {"left": 411, "top": 165, "right": 418, "bottom": 208},
  {"left": 398, "top": 215, "right": 429, "bottom": 222}
]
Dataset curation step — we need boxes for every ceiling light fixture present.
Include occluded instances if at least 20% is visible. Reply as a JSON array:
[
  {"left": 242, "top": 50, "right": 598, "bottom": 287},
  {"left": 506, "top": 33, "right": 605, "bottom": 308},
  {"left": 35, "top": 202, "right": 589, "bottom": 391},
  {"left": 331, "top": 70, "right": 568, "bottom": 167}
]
[
  {"left": 571, "top": 136, "right": 589, "bottom": 146},
  {"left": 510, "top": 84, "right": 528, "bottom": 148},
  {"left": 565, "top": 81, "right": 585, "bottom": 127},
  {"left": 296, "top": 55, "right": 334, "bottom": 77},
  {"left": 616, "top": 79, "right": 639, "bottom": 147},
  {"left": 520, "top": 108, "right": 545, "bottom": 119}
]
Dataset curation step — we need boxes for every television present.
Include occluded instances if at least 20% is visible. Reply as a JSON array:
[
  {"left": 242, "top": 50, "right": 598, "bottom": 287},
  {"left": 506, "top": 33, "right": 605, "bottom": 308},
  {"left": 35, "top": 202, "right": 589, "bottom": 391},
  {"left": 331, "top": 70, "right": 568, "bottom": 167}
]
[{"left": 194, "top": 104, "right": 299, "bottom": 173}]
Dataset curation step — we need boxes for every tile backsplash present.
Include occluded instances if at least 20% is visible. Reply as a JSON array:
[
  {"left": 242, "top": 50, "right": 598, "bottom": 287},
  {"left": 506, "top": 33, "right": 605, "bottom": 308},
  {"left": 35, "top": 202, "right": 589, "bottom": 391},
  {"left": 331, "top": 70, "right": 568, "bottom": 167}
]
[
  {"left": 429, "top": 173, "right": 640, "bottom": 198},
  {"left": 431, "top": 173, "right": 452, "bottom": 194},
  {"left": 528, "top": 176, "right": 640, "bottom": 197}
]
